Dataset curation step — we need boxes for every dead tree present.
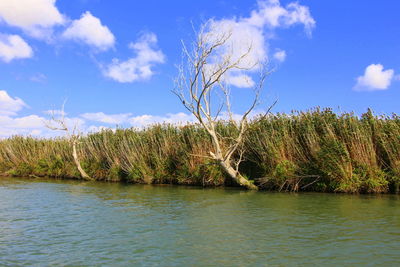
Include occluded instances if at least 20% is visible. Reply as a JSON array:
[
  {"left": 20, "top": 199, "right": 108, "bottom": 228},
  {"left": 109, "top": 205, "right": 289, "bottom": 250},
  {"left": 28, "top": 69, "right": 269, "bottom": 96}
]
[
  {"left": 44, "top": 103, "right": 92, "bottom": 181},
  {"left": 174, "top": 21, "right": 271, "bottom": 190}
]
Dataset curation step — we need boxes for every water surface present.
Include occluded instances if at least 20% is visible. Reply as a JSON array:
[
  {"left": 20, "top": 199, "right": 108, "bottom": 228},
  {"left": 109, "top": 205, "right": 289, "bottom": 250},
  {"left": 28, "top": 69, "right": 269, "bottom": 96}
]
[{"left": 0, "top": 177, "right": 399, "bottom": 266}]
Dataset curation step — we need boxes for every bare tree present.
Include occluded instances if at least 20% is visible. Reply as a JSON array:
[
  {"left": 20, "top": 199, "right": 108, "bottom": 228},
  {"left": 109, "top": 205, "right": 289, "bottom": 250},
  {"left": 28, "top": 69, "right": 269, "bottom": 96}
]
[
  {"left": 174, "top": 21, "right": 271, "bottom": 190},
  {"left": 44, "top": 102, "right": 92, "bottom": 181}
]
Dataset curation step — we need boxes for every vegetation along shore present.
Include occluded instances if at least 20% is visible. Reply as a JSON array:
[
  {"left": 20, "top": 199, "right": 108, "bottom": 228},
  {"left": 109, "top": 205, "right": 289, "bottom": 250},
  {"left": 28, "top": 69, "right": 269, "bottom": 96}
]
[{"left": 1, "top": 108, "right": 399, "bottom": 194}]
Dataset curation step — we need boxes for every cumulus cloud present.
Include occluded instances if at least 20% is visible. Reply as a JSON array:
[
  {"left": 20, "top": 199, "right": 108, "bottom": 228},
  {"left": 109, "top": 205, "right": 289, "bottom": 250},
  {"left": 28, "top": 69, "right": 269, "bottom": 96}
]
[
  {"left": 0, "top": 0, "right": 65, "bottom": 39},
  {"left": 0, "top": 34, "right": 33, "bottom": 62},
  {"left": 0, "top": 104, "right": 265, "bottom": 137},
  {"left": 0, "top": 90, "right": 27, "bottom": 116},
  {"left": 81, "top": 112, "right": 132, "bottom": 124},
  {"left": 0, "top": 114, "right": 46, "bottom": 137},
  {"left": 0, "top": 91, "right": 47, "bottom": 137},
  {"left": 224, "top": 73, "right": 256, "bottom": 88},
  {"left": 203, "top": 0, "right": 314, "bottom": 88},
  {"left": 0, "top": 1, "right": 115, "bottom": 52},
  {"left": 0, "top": 91, "right": 116, "bottom": 138},
  {"left": 0, "top": 114, "right": 44, "bottom": 129},
  {"left": 104, "top": 32, "right": 165, "bottom": 83},
  {"left": 245, "top": 0, "right": 315, "bottom": 35},
  {"left": 273, "top": 49, "right": 286, "bottom": 62},
  {"left": 62, "top": 11, "right": 115, "bottom": 51},
  {"left": 354, "top": 64, "right": 395, "bottom": 91},
  {"left": 0, "top": 114, "right": 88, "bottom": 138},
  {"left": 0, "top": 90, "right": 91, "bottom": 138}
]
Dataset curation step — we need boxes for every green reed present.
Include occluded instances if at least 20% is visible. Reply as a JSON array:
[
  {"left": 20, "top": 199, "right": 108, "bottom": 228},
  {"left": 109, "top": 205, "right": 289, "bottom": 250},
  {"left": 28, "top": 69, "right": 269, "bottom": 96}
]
[{"left": 1, "top": 108, "right": 399, "bottom": 193}]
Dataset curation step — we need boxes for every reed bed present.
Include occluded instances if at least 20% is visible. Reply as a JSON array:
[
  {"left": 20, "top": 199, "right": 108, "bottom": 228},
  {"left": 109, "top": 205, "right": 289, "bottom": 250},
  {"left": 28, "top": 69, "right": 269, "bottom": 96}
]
[{"left": 1, "top": 108, "right": 399, "bottom": 193}]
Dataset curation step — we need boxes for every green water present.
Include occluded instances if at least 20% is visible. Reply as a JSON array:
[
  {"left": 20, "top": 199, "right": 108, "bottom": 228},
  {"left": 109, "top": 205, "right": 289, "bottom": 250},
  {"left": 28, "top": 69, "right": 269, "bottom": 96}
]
[{"left": 0, "top": 177, "right": 399, "bottom": 266}]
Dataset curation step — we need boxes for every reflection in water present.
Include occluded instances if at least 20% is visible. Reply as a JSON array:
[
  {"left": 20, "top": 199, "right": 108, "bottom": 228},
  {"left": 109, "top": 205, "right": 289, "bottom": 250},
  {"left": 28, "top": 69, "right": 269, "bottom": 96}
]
[{"left": 0, "top": 177, "right": 399, "bottom": 266}]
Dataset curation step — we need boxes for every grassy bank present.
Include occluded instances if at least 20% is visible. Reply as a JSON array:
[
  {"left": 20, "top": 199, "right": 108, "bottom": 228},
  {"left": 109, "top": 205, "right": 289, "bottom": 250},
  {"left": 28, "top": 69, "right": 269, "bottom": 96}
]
[{"left": 1, "top": 108, "right": 399, "bottom": 193}]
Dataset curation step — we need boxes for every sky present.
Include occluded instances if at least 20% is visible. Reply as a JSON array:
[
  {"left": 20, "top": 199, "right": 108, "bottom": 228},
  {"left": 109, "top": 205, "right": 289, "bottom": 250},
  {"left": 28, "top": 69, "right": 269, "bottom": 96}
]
[{"left": 0, "top": 0, "right": 399, "bottom": 137}]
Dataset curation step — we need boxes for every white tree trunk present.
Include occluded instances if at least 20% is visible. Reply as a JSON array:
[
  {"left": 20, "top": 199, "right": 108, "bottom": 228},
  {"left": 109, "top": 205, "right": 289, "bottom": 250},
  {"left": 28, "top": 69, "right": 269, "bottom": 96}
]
[
  {"left": 209, "top": 128, "right": 258, "bottom": 190},
  {"left": 72, "top": 140, "right": 92, "bottom": 180},
  {"left": 219, "top": 160, "right": 258, "bottom": 190}
]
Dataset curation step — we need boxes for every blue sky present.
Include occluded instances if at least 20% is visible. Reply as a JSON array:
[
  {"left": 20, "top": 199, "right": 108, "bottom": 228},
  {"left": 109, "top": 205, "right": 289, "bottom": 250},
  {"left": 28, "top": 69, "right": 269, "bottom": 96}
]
[{"left": 0, "top": 0, "right": 399, "bottom": 137}]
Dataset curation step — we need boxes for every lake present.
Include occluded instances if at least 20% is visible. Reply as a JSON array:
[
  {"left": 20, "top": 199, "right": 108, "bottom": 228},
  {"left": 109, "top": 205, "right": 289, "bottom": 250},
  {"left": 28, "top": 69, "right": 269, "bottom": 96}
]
[{"left": 0, "top": 177, "right": 399, "bottom": 266}]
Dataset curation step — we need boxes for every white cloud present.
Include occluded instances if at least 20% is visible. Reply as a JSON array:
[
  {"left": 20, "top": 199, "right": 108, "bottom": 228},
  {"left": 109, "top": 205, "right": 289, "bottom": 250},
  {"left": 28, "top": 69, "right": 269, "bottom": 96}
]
[
  {"left": 0, "top": 90, "right": 49, "bottom": 137},
  {"left": 62, "top": 11, "right": 115, "bottom": 51},
  {"left": 0, "top": 105, "right": 266, "bottom": 138},
  {"left": 81, "top": 112, "right": 132, "bottom": 124},
  {"left": 225, "top": 73, "right": 256, "bottom": 88},
  {"left": 273, "top": 49, "right": 286, "bottom": 62},
  {"left": 246, "top": 0, "right": 315, "bottom": 35},
  {"left": 200, "top": 19, "right": 264, "bottom": 89},
  {"left": 104, "top": 32, "right": 165, "bottom": 83},
  {"left": 203, "top": 0, "right": 314, "bottom": 88},
  {"left": 0, "top": 0, "right": 65, "bottom": 39},
  {"left": 0, "top": 91, "right": 116, "bottom": 138},
  {"left": 0, "top": 90, "right": 27, "bottom": 116},
  {"left": 0, "top": 114, "right": 46, "bottom": 137},
  {"left": 1, "top": 114, "right": 44, "bottom": 128},
  {"left": 0, "top": 34, "right": 33, "bottom": 62},
  {"left": 0, "top": 90, "right": 91, "bottom": 138},
  {"left": 354, "top": 64, "right": 395, "bottom": 91},
  {"left": 0, "top": 114, "right": 88, "bottom": 138},
  {"left": 206, "top": 19, "right": 268, "bottom": 70}
]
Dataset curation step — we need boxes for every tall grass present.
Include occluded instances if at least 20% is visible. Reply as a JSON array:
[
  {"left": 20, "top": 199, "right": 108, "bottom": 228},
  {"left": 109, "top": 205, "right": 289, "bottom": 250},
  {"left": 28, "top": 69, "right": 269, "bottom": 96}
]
[{"left": 1, "top": 108, "right": 399, "bottom": 193}]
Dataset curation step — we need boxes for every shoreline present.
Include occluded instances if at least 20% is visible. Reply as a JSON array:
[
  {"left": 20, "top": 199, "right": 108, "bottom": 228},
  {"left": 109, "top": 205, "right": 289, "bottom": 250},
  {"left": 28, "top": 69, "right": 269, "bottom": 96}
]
[
  {"left": 1, "top": 109, "right": 399, "bottom": 194},
  {"left": 2, "top": 174, "right": 399, "bottom": 195}
]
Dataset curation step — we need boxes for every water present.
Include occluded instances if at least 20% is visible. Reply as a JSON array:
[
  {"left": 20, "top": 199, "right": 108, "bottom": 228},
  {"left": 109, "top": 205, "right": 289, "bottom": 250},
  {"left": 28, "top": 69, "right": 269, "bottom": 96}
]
[{"left": 0, "top": 177, "right": 399, "bottom": 266}]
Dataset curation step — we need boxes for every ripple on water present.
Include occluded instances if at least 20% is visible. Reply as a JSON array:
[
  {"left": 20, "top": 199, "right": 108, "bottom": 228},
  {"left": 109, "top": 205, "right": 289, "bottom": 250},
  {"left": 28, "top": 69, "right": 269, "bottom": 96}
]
[{"left": 0, "top": 177, "right": 399, "bottom": 266}]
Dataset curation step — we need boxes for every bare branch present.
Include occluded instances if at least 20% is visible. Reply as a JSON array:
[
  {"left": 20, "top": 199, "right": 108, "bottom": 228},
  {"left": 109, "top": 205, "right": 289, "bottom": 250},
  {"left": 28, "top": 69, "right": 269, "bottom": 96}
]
[
  {"left": 173, "top": 20, "right": 272, "bottom": 190},
  {"left": 44, "top": 101, "right": 93, "bottom": 181}
]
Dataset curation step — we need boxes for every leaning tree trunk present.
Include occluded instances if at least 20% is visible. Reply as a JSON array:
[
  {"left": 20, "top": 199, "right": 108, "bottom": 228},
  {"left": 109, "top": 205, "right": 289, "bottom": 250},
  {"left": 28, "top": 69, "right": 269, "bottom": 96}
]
[
  {"left": 219, "top": 159, "right": 258, "bottom": 190},
  {"left": 208, "top": 131, "right": 258, "bottom": 190},
  {"left": 71, "top": 139, "right": 92, "bottom": 181}
]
